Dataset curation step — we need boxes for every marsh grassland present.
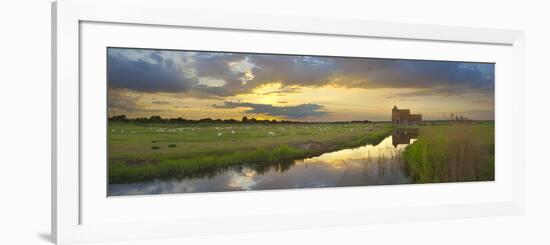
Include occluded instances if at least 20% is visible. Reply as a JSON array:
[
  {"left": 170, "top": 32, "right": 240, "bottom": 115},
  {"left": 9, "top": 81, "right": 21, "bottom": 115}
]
[
  {"left": 107, "top": 121, "right": 494, "bottom": 195},
  {"left": 108, "top": 122, "right": 392, "bottom": 183},
  {"left": 403, "top": 122, "right": 495, "bottom": 183}
]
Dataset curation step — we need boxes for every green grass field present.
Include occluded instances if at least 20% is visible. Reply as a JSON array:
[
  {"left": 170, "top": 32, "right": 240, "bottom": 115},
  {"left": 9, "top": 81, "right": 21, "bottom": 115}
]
[
  {"left": 108, "top": 122, "right": 393, "bottom": 183},
  {"left": 402, "top": 122, "right": 495, "bottom": 183}
]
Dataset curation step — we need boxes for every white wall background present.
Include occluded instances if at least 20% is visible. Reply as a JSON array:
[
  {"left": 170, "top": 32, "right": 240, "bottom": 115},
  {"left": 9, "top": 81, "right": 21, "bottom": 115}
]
[{"left": 0, "top": 0, "right": 548, "bottom": 244}]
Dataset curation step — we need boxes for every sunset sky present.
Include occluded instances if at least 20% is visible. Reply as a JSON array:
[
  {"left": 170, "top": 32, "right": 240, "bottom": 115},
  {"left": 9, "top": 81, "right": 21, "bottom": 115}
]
[{"left": 107, "top": 47, "right": 495, "bottom": 122}]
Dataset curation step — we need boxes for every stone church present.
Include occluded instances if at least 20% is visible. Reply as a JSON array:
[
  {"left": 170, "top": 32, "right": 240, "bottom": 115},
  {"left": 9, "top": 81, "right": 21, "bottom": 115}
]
[{"left": 391, "top": 105, "right": 422, "bottom": 124}]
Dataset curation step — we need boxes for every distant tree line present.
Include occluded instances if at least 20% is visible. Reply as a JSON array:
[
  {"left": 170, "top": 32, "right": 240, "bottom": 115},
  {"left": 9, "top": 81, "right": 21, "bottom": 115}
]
[{"left": 108, "top": 115, "right": 372, "bottom": 124}]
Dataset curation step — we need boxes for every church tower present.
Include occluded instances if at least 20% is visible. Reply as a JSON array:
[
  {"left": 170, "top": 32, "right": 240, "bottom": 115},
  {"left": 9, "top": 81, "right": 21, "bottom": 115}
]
[{"left": 392, "top": 105, "right": 400, "bottom": 123}]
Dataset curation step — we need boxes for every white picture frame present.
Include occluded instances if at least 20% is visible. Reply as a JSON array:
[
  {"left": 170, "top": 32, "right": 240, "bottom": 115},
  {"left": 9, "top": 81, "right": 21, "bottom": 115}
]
[{"left": 52, "top": 0, "right": 525, "bottom": 244}]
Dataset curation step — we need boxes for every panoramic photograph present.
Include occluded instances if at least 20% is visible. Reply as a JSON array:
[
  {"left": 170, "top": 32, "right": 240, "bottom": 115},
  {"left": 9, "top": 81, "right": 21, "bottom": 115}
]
[{"left": 106, "top": 47, "right": 495, "bottom": 196}]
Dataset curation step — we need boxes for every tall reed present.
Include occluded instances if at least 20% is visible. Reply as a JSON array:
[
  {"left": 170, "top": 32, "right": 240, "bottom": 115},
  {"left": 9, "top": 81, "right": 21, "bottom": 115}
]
[{"left": 403, "top": 122, "right": 494, "bottom": 183}]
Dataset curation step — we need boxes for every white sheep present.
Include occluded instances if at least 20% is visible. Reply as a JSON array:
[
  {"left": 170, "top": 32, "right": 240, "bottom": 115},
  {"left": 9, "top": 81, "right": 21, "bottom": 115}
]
[
  {"left": 217, "top": 132, "right": 222, "bottom": 137},
  {"left": 231, "top": 130, "right": 235, "bottom": 134},
  {"left": 268, "top": 131, "right": 276, "bottom": 136}
]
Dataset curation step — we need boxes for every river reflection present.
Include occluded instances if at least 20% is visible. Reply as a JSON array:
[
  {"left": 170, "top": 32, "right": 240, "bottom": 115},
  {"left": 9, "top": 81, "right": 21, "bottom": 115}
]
[{"left": 109, "top": 131, "right": 417, "bottom": 196}]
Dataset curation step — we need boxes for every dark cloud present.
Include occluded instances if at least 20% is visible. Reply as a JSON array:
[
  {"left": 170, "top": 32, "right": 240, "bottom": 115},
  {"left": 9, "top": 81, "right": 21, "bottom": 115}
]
[
  {"left": 247, "top": 55, "right": 337, "bottom": 88},
  {"left": 212, "top": 101, "right": 329, "bottom": 119},
  {"left": 108, "top": 48, "right": 494, "bottom": 98},
  {"left": 191, "top": 53, "right": 253, "bottom": 96},
  {"left": 247, "top": 56, "right": 494, "bottom": 97},
  {"left": 108, "top": 49, "right": 196, "bottom": 93},
  {"left": 193, "top": 52, "right": 244, "bottom": 78},
  {"left": 348, "top": 60, "right": 494, "bottom": 91}
]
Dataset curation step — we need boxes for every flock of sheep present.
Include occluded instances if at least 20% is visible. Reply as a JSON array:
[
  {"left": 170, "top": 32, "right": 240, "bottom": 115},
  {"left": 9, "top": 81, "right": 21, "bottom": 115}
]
[{"left": 110, "top": 124, "right": 375, "bottom": 138}]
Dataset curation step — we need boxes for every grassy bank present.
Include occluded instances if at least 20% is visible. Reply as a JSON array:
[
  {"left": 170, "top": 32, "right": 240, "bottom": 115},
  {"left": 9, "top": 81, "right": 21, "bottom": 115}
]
[
  {"left": 403, "top": 122, "right": 494, "bottom": 183},
  {"left": 108, "top": 122, "right": 392, "bottom": 183}
]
